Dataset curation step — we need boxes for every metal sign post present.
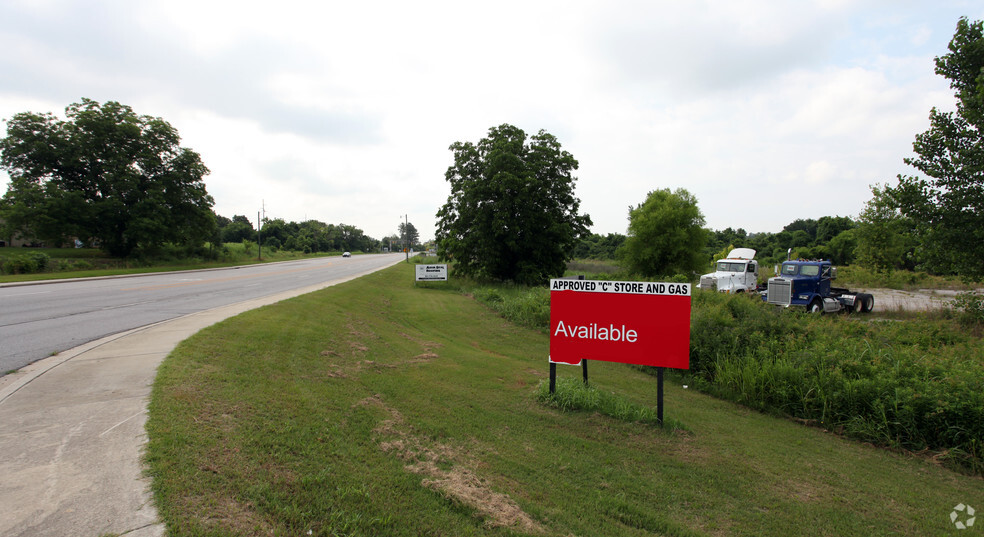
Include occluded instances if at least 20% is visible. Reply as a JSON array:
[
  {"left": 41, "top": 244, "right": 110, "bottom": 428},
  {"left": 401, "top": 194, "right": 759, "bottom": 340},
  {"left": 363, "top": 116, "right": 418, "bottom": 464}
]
[
  {"left": 657, "top": 367, "right": 664, "bottom": 424},
  {"left": 548, "top": 359, "right": 588, "bottom": 395}
]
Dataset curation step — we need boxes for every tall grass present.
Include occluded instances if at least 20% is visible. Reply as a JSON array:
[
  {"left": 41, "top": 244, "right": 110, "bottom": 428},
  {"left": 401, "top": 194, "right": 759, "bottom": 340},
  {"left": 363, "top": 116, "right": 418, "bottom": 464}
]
[
  {"left": 534, "top": 377, "right": 688, "bottom": 430},
  {"left": 687, "top": 292, "right": 984, "bottom": 474}
]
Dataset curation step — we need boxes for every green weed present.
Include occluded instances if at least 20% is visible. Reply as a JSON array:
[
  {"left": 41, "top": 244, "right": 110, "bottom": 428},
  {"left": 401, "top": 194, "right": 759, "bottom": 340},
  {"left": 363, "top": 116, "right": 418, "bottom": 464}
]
[{"left": 534, "top": 377, "right": 688, "bottom": 431}]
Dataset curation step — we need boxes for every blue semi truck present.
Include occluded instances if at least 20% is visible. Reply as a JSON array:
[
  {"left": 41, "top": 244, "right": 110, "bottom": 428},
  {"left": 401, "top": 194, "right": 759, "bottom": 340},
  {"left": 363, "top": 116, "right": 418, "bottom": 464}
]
[{"left": 765, "top": 259, "right": 874, "bottom": 314}]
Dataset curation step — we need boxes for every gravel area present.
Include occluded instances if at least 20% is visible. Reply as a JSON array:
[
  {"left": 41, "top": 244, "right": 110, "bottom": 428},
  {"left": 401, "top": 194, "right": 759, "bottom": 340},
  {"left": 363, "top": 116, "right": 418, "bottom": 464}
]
[{"left": 866, "top": 288, "right": 977, "bottom": 312}]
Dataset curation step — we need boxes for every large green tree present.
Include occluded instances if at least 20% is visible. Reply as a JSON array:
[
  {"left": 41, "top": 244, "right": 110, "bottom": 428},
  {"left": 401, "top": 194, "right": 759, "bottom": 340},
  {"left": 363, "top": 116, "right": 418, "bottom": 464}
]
[
  {"left": 618, "top": 188, "right": 708, "bottom": 278},
  {"left": 854, "top": 186, "right": 917, "bottom": 272},
  {"left": 398, "top": 221, "right": 420, "bottom": 250},
  {"left": 436, "top": 124, "right": 592, "bottom": 284},
  {"left": 886, "top": 17, "right": 984, "bottom": 280},
  {"left": 0, "top": 99, "right": 215, "bottom": 257},
  {"left": 218, "top": 214, "right": 256, "bottom": 244}
]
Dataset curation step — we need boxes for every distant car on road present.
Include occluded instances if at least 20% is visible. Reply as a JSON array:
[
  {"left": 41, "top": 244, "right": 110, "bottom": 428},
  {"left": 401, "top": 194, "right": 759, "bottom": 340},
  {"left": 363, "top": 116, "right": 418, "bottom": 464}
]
[{"left": 342, "top": 252, "right": 351, "bottom": 257}]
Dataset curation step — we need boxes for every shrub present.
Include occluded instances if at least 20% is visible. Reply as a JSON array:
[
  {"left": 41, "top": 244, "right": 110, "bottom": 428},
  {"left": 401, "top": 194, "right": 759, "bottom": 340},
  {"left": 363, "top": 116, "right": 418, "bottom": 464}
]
[
  {"left": 951, "top": 291, "right": 984, "bottom": 327},
  {"left": 1, "top": 251, "right": 50, "bottom": 274}
]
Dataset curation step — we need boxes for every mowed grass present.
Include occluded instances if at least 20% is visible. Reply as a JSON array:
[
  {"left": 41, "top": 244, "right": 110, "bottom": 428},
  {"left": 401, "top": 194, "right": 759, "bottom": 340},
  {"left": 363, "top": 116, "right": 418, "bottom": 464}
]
[{"left": 146, "top": 263, "right": 984, "bottom": 536}]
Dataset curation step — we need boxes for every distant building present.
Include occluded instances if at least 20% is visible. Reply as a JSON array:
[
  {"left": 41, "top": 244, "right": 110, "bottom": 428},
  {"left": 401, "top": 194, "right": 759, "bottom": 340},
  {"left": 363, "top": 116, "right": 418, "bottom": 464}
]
[{"left": 0, "top": 218, "right": 34, "bottom": 247}]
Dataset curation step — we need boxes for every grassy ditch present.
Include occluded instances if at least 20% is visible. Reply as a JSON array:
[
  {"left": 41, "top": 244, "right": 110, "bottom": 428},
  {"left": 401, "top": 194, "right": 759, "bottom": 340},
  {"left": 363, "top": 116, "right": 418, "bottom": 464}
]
[{"left": 147, "top": 262, "right": 983, "bottom": 536}]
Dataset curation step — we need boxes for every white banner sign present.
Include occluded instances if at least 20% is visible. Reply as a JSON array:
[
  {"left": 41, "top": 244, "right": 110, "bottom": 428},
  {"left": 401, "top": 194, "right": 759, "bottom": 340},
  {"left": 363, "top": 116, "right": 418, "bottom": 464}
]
[{"left": 415, "top": 264, "right": 448, "bottom": 281}]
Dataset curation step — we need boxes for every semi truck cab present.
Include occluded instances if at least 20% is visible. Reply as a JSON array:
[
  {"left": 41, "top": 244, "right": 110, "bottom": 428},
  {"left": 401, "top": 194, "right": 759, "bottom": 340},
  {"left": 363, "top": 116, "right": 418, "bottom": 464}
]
[
  {"left": 767, "top": 260, "right": 873, "bottom": 314},
  {"left": 697, "top": 248, "right": 759, "bottom": 293}
]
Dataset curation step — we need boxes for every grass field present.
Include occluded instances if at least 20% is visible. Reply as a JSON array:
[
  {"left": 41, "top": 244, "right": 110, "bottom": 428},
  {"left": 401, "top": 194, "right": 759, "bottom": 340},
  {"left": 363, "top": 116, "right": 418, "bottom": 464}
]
[{"left": 146, "top": 263, "right": 984, "bottom": 536}]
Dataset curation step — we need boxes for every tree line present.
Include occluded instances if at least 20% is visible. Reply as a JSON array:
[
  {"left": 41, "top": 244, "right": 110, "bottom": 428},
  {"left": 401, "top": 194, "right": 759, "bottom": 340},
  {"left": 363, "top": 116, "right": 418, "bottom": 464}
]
[
  {"left": 215, "top": 215, "right": 379, "bottom": 254},
  {"left": 575, "top": 215, "right": 859, "bottom": 268}
]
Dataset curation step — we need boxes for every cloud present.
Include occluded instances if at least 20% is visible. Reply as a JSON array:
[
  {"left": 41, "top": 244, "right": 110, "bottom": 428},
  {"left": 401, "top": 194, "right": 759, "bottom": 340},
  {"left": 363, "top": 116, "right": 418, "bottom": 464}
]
[
  {"left": 0, "top": 1, "right": 383, "bottom": 143},
  {"left": 589, "top": 0, "right": 846, "bottom": 97},
  {"left": 2, "top": 0, "right": 983, "bottom": 241}
]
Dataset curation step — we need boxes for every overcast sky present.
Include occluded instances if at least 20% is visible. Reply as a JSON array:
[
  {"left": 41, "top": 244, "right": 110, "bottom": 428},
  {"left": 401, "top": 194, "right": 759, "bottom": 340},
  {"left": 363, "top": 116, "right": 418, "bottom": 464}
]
[{"left": 2, "top": 1, "right": 982, "bottom": 241}]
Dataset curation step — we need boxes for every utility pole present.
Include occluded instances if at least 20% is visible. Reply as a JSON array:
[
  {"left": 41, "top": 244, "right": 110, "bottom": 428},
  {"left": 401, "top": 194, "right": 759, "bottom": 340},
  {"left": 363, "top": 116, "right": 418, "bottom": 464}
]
[
  {"left": 405, "top": 214, "right": 409, "bottom": 261},
  {"left": 257, "top": 200, "right": 265, "bottom": 260}
]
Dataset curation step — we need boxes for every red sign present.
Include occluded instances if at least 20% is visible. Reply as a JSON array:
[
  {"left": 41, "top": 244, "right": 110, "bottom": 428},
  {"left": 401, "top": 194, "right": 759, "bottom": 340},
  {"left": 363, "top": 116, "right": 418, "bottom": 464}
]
[{"left": 549, "top": 279, "right": 691, "bottom": 369}]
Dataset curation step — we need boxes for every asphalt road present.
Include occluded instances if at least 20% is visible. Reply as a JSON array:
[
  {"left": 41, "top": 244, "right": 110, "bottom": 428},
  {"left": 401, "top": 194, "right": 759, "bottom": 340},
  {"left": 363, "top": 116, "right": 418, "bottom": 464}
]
[{"left": 0, "top": 253, "right": 405, "bottom": 373}]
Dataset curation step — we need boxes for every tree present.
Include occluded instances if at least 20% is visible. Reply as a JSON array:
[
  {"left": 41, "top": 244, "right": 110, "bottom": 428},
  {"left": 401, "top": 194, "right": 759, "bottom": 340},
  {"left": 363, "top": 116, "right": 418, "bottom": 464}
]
[
  {"left": 617, "top": 188, "right": 708, "bottom": 278},
  {"left": 382, "top": 234, "right": 400, "bottom": 252},
  {"left": 825, "top": 229, "right": 858, "bottom": 266},
  {"left": 783, "top": 219, "right": 818, "bottom": 243},
  {"left": 436, "top": 124, "right": 592, "bottom": 284},
  {"left": 572, "top": 232, "right": 626, "bottom": 260},
  {"left": 399, "top": 221, "right": 419, "bottom": 250},
  {"left": 219, "top": 214, "right": 255, "bottom": 243},
  {"left": 259, "top": 218, "right": 288, "bottom": 249},
  {"left": 855, "top": 185, "right": 917, "bottom": 272},
  {"left": 815, "top": 216, "right": 855, "bottom": 244},
  {"left": 885, "top": 18, "right": 984, "bottom": 280},
  {"left": 0, "top": 99, "right": 215, "bottom": 257}
]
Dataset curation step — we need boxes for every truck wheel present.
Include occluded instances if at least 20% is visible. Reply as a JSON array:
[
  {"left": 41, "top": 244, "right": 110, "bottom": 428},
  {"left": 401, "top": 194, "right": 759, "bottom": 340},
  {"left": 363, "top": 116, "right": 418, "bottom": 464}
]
[
  {"left": 860, "top": 293, "right": 874, "bottom": 313},
  {"left": 808, "top": 298, "right": 824, "bottom": 314},
  {"left": 849, "top": 297, "right": 862, "bottom": 314}
]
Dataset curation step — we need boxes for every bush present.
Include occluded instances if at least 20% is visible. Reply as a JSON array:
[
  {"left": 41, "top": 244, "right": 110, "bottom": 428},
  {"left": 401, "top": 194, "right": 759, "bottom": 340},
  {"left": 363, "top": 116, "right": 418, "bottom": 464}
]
[
  {"left": 951, "top": 291, "right": 984, "bottom": 327},
  {"left": 1, "top": 251, "right": 50, "bottom": 274},
  {"left": 472, "top": 286, "right": 550, "bottom": 329}
]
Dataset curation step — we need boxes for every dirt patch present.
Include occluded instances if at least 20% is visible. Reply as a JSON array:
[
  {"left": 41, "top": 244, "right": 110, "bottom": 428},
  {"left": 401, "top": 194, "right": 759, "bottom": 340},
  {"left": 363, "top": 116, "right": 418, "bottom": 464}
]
[
  {"left": 868, "top": 288, "right": 960, "bottom": 312},
  {"left": 470, "top": 341, "right": 510, "bottom": 359},
  {"left": 409, "top": 353, "right": 440, "bottom": 364},
  {"left": 347, "top": 318, "right": 380, "bottom": 340},
  {"left": 358, "top": 395, "right": 546, "bottom": 534},
  {"left": 780, "top": 477, "right": 824, "bottom": 503},
  {"left": 197, "top": 495, "right": 273, "bottom": 535},
  {"left": 399, "top": 331, "right": 443, "bottom": 353}
]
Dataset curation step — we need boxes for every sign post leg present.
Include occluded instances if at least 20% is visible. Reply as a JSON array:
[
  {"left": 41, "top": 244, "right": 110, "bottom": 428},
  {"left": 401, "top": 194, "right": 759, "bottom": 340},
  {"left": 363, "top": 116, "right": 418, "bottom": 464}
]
[
  {"left": 581, "top": 359, "right": 588, "bottom": 386},
  {"left": 549, "top": 362, "right": 557, "bottom": 394},
  {"left": 657, "top": 366, "right": 664, "bottom": 425}
]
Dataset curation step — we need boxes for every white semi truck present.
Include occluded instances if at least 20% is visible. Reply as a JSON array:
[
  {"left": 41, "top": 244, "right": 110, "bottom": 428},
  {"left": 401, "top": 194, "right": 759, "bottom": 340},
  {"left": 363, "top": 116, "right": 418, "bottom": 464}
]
[{"left": 697, "top": 248, "right": 760, "bottom": 293}]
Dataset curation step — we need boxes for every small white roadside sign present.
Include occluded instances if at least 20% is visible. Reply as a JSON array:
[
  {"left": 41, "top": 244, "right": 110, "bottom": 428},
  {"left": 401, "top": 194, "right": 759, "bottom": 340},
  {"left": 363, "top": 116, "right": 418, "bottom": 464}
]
[{"left": 415, "top": 264, "right": 448, "bottom": 282}]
